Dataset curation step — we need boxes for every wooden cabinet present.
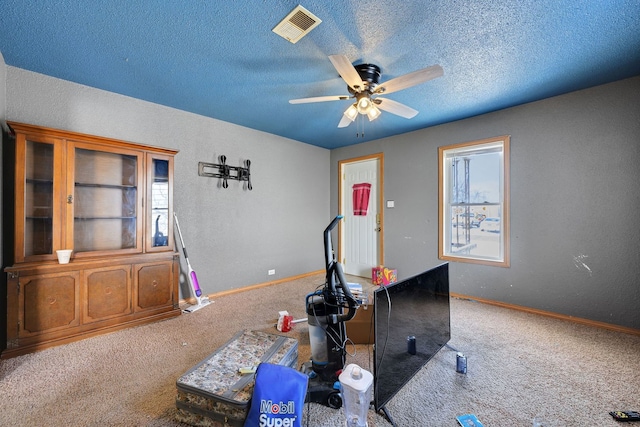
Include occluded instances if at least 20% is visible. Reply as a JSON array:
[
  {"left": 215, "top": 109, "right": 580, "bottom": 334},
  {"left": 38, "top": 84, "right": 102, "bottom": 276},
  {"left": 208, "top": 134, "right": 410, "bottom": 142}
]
[{"left": 3, "top": 122, "right": 181, "bottom": 358}]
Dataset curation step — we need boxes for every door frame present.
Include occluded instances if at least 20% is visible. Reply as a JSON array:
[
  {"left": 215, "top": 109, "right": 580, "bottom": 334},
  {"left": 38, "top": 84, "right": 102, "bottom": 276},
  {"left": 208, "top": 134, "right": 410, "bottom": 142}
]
[{"left": 338, "top": 152, "right": 385, "bottom": 271}]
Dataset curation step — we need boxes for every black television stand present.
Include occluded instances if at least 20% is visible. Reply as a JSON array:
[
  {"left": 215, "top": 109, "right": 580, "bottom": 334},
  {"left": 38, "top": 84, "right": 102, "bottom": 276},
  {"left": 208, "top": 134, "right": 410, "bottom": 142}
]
[
  {"left": 378, "top": 405, "right": 397, "bottom": 427},
  {"left": 445, "top": 343, "right": 460, "bottom": 352}
]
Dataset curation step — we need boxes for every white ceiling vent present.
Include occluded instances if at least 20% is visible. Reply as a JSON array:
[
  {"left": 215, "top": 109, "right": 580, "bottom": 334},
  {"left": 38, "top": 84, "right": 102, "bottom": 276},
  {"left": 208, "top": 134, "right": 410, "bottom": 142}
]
[{"left": 272, "top": 5, "right": 322, "bottom": 44}]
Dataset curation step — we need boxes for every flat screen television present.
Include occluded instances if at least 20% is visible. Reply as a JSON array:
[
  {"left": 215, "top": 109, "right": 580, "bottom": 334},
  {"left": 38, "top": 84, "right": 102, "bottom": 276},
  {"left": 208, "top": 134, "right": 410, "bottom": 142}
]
[{"left": 373, "top": 262, "right": 451, "bottom": 412}]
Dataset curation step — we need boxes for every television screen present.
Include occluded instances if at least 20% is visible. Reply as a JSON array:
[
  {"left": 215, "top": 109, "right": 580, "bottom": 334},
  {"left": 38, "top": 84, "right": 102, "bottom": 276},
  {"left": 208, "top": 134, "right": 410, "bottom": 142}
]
[{"left": 373, "top": 263, "right": 451, "bottom": 411}]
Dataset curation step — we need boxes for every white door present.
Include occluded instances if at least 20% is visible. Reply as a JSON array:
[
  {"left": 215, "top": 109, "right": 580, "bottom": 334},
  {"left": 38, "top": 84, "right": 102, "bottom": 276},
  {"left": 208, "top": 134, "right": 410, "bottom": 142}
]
[{"left": 341, "top": 157, "right": 381, "bottom": 277}]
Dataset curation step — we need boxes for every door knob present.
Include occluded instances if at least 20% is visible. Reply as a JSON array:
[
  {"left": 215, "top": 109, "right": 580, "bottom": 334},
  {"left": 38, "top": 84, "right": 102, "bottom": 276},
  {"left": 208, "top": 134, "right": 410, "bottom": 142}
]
[{"left": 375, "top": 227, "right": 381, "bottom": 232}]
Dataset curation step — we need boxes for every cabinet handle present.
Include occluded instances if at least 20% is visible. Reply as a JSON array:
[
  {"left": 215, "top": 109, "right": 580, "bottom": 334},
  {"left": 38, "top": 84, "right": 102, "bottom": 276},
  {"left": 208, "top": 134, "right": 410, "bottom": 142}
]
[{"left": 67, "top": 195, "right": 73, "bottom": 204}]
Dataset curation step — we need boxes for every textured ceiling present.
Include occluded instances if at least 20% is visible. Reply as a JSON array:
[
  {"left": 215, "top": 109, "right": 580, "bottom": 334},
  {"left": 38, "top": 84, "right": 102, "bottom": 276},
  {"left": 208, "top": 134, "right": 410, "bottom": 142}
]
[{"left": 1, "top": 1, "right": 639, "bottom": 149}]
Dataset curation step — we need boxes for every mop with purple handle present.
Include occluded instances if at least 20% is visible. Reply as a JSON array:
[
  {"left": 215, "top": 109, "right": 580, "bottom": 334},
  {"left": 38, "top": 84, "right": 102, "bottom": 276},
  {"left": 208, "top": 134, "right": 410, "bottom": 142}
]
[{"left": 174, "top": 213, "right": 211, "bottom": 313}]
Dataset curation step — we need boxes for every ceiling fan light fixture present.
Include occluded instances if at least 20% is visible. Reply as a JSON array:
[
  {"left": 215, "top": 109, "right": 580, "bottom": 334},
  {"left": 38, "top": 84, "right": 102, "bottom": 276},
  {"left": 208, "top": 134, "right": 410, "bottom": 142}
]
[
  {"left": 356, "top": 96, "right": 373, "bottom": 114},
  {"left": 290, "top": 55, "right": 444, "bottom": 129},
  {"left": 343, "top": 104, "right": 358, "bottom": 121},
  {"left": 367, "top": 105, "right": 381, "bottom": 121}
]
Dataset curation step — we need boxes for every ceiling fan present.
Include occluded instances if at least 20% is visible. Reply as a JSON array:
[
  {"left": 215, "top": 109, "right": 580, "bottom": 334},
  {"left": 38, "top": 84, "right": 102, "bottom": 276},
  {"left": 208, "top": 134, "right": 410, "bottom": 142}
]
[{"left": 289, "top": 55, "right": 443, "bottom": 128}]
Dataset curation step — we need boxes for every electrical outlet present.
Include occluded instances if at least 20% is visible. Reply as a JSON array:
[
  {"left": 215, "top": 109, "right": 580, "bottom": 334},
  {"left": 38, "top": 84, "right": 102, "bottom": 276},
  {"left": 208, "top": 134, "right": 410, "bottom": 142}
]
[{"left": 268, "top": 269, "right": 276, "bottom": 275}]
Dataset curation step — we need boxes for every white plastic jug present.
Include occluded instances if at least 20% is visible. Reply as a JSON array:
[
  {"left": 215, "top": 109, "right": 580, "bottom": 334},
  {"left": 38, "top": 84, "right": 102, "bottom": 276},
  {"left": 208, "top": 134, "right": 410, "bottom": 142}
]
[{"left": 339, "top": 363, "right": 373, "bottom": 427}]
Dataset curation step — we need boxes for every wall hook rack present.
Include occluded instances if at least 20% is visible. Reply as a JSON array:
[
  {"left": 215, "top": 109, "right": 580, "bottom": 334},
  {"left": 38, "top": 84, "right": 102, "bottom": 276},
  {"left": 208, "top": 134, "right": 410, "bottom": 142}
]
[{"left": 198, "top": 155, "right": 252, "bottom": 190}]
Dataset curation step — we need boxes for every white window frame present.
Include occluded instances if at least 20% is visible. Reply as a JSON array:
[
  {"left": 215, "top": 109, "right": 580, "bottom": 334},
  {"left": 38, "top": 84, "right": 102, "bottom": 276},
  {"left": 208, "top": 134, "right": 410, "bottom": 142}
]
[{"left": 438, "top": 135, "right": 510, "bottom": 267}]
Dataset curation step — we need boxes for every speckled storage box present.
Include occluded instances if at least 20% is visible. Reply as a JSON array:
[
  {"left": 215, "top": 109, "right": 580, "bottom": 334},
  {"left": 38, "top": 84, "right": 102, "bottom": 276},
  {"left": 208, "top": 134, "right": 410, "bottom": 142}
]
[{"left": 175, "top": 330, "right": 298, "bottom": 427}]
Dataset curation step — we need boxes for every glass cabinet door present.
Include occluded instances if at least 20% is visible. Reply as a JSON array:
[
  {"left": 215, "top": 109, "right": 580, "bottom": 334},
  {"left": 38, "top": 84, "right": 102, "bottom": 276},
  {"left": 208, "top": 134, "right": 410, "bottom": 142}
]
[
  {"left": 146, "top": 154, "right": 173, "bottom": 252},
  {"left": 16, "top": 134, "right": 64, "bottom": 262},
  {"left": 69, "top": 143, "right": 144, "bottom": 254}
]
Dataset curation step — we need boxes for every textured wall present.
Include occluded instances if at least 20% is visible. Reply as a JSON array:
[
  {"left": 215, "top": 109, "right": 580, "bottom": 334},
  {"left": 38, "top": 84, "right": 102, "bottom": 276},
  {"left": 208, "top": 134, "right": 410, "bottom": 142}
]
[
  {"left": 1, "top": 53, "right": 7, "bottom": 349},
  {"left": 0, "top": 52, "right": 5, "bottom": 120},
  {"left": 1, "top": 52, "right": 6, "bottom": 263},
  {"left": 4, "top": 62, "right": 639, "bottom": 329},
  {"left": 331, "top": 76, "right": 640, "bottom": 330},
  {"left": 5, "top": 67, "right": 330, "bottom": 296}
]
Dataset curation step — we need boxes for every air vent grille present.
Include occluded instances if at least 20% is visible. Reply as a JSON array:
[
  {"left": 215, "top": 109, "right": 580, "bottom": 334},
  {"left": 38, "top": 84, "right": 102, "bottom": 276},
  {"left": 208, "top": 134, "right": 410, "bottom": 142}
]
[
  {"left": 272, "top": 5, "right": 322, "bottom": 44},
  {"left": 290, "top": 10, "right": 316, "bottom": 31}
]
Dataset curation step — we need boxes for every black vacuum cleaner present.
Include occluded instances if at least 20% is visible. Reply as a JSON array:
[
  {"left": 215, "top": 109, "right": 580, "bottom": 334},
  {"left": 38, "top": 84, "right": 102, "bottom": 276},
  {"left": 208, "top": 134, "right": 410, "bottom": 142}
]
[{"left": 302, "top": 215, "right": 359, "bottom": 409}]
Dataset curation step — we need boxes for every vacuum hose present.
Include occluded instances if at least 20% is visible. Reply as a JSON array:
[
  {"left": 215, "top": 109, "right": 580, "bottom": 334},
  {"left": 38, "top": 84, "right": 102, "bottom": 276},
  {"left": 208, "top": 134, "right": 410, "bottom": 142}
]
[
  {"left": 331, "top": 261, "right": 358, "bottom": 324},
  {"left": 323, "top": 215, "right": 358, "bottom": 324}
]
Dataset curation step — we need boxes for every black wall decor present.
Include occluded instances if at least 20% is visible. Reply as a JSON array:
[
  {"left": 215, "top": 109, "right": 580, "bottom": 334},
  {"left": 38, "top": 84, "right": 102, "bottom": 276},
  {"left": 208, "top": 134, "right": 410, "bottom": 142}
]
[{"left": 198, "top": 155, "right": 252, "bottom": 190}]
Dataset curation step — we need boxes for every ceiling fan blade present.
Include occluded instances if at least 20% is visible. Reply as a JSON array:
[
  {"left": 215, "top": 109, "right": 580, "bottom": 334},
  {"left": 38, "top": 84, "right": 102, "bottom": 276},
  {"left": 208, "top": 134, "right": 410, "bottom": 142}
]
[
  {"left": 289, "top": 95, "right": 349, "bottom": 104},
  {"left": 375, "top": 98, "right": 419, "bottom": 119},
  {"left": 374, "top": 65, "right": 443, "bottom": 95},
  {"left": 338, "top": 114, "right": 354, "bottom": 128},
  {"left": 328, "top": 55, "right": 365, "bottom": 92}
]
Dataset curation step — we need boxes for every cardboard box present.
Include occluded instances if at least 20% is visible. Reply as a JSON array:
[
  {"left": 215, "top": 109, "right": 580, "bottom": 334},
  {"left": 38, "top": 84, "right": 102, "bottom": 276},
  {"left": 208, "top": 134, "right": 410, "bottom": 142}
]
[
  {"left": 346, "top": 304, "right": 374, "bottom": 345},
  {"left": 372, "top": 266, "right": 397, "bottom": 286},
  {"left": 347, "top": 282, "right": 364, "bottom": 304}
]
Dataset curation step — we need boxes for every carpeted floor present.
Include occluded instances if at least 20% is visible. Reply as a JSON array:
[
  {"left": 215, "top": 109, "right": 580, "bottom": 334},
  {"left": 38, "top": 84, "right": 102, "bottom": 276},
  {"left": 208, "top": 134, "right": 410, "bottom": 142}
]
[{"left": 0, "top": 272, "right": 638, "bottom": 426}]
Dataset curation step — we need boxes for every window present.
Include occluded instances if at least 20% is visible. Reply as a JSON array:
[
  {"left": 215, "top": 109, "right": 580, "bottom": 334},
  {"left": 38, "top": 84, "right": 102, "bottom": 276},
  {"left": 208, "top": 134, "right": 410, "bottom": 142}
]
[{"left": 438, "top": 136, "right": 510, "bottom": 267}]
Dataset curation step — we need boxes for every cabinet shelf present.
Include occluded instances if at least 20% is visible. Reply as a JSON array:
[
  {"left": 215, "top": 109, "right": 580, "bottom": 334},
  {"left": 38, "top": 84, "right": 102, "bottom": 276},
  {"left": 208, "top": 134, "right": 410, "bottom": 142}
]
[
  {"left": 26, "top": 178, "right": 53, "bottom": 185},
  {"left": 75, "top": 182, "right": 137, "bottom": 190},
  {"left": 74, "top": 216, "right": 137, "bottom": 220}
]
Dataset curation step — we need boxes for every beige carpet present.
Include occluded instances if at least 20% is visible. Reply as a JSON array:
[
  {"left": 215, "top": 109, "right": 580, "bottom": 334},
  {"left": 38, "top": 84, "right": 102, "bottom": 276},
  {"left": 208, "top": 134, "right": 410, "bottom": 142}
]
[{"left": 0, "top": 272, "right": 638, "bottom": 426}]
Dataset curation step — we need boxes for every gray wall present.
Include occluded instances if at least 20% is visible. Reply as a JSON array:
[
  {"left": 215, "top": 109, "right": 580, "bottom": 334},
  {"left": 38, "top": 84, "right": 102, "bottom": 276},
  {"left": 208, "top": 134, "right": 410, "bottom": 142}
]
[
  {"left": 4, "top": 67, "right": 330, "bottom": 296},
  {"left": 331, "top": 76, "right": 640, "bottom": 330},
  {"left": 3, "top": 60, "right": 639, "bottom": 330},
  {"left": 1, "top": 52, "right": 6, "bottom": 274},
  {"left": 1, "top": 52, "right": 7, "bottom": 347},
  {"left": 0, "top": 52, "right": 5, "bottom": 118},
  {"left": 1, "top": 52, "right": 6, "bottom": 258}
]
